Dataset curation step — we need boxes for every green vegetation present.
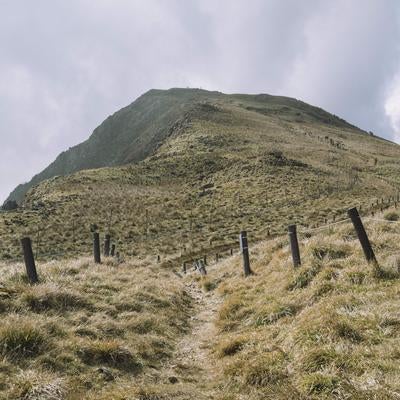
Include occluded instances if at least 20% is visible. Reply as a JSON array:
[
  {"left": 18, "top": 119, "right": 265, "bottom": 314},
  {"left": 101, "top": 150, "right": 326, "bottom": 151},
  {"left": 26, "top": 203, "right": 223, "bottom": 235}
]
[{"left": 1, "top": 88, "right": 400, "bottom": 263}]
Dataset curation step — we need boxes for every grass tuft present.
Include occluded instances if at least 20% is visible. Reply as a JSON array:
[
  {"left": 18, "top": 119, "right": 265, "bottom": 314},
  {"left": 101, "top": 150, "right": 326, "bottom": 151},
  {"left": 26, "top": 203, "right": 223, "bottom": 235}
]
[
  {"left": 77, "top": 340, "right": 142, "bottom": 372},
  {"left": 0, "top": 317, "right": 46, "bottom": 358}
]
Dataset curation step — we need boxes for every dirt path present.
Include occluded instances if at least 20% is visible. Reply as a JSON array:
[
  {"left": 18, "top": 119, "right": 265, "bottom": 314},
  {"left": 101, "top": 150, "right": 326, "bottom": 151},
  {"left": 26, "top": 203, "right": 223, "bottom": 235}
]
[{"left": 165, "top": 278, "right": 222, "bottom": 398}]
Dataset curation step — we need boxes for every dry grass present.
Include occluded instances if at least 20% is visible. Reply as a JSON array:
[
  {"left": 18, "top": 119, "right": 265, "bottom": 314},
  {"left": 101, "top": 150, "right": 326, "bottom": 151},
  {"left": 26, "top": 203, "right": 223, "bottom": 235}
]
[
  {"left": 202, "top": 210, "right": 400, "bottom": 399},
  {"left": 1, "top": 95, "right": 400, "bottom": 264},
  {"left": 2, "top": 93, "right": 400, "bottom": 397},
  {"left": 0, "top": 257, "right": 193, "bottom": 399},
  {"left": 2, "top": 211, "right": 400, "bottom": 398}
]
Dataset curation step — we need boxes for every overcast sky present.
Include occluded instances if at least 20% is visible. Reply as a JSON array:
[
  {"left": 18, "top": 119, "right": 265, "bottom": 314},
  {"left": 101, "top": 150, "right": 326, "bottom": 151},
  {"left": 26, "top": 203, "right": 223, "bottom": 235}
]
[{"left": 1, "top": 0, "right": 400, "bottom": 203}]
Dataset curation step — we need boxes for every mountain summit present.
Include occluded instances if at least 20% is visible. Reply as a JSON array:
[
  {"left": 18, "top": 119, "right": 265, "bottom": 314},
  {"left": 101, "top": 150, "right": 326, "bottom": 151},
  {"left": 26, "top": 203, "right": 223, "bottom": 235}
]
[{"left": 5, "top": 88, "right": 362, "bottom": 205}]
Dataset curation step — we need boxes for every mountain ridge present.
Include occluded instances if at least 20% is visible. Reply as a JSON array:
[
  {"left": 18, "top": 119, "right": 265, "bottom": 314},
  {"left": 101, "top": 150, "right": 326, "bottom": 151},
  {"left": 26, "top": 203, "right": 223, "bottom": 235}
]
[{"left": 4, "top": 88, "right": 368, "bottom": 206}]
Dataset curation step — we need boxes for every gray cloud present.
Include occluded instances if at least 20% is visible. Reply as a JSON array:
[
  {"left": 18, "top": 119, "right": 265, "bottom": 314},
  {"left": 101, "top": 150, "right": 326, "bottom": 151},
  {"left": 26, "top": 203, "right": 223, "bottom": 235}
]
[{"left": 1, "top": 0, "right": 400, "bottom": 202}]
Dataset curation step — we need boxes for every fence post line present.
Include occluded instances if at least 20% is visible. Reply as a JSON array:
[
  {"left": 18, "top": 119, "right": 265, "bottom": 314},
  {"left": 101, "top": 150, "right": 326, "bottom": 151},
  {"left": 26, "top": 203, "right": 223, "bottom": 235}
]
[
  {"left": 239, "top": 231, "right": 252, "bottom": 277},
  {"left": 347, "top": 207, "right": 376, "bottom": 263},
  {"left": 288, "top": 225, "right": 301, "bottom": 268},
  {"left": 21, "top": 237, "right": 39, "bottom": 284},
  {"left": 93, "top": 233, "right": 101, "bottom": 264},
  {"left": 110, "top": 244, "right": 116, "bottom": 257},
  {"left": 104, "top": 234, "right": 111, "bottom": 257}
]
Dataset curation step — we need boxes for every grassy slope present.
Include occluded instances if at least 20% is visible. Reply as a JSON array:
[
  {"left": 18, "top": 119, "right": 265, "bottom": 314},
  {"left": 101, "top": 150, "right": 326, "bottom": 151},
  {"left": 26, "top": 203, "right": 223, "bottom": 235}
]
[
  {"left": 204, "top": 208, "right": 400, "bottom": 399},
  {"left": 0, "top": 257, "right": 193, "bottom": 399},
  {"left": 1, "top": 92, "right": 400, "bottom": 263},
  {"left": 2, "top": 209, "right": 400, "bottom": 399}
]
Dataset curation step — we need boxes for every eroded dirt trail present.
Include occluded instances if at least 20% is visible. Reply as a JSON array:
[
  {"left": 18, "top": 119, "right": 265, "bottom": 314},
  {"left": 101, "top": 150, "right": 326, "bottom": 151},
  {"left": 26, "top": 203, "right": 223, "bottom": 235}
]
[{"left": 165, "top": 278, "right": 222, "bottom": 398}]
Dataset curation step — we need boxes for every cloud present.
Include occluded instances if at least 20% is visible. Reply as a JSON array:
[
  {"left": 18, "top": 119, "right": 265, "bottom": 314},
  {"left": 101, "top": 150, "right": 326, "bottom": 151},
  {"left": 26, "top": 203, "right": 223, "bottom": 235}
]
[
  {"left": 385, "top": 72, "right": 400, "bottom": 141},
  {"left": 1, "top": 0, "right": 400, "bottom": 202}
]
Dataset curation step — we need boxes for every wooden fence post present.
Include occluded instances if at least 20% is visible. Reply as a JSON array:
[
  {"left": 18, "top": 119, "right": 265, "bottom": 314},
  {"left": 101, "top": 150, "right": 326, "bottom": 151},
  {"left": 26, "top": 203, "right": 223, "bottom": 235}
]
[
  {"left": 104, "top": 234, "right": 111, "bottom": 257},
  {"left": 203, "top": 255, "right": 207, "bottom": 265},
  {"left": 216, "top": 253, "right": 219, "bottom": 263},
  {"left": 157, "top": 255, "right": 161, "bottom": 263},
  {"left": 230, "top": 248, "right": 233, "bottom": 256},
  {"left": 239, "top": 231, "right": 252, "bottom": 277},
  {"left": 183, "top": 262, "right": 187, "bottom": 274},
  {"left": 21, "top": 237, "right": 39, "bottom": 284},
  {"left": 348, "top": 207, "right": 376, "bottom": 263},
  {"left": 198, "top": 260, "right": 207, "bottom": 275},
  {"left": 110, "top": 244, "right": 116, "bottom": 257},
  {"left": 93, "top": 233, "right": 101, "bottom": 264},
  {"left": 288, "top": 225, "right": 301, "bottom": 268}
]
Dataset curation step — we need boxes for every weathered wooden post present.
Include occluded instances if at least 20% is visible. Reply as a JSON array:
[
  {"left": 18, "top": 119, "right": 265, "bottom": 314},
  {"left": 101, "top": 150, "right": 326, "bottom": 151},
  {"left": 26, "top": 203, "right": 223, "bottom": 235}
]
[
  {"left": 183, "top": 262, "right": 187, "bottom": 274},
  {"left": 288, "top": 225, "right": 301, "bottom": 268},
  {"left": 230, "top": 248, "right": 233, "bottom": 256},
  {"left": 347, "top": 207, "right": 376, "bottom": 263},
  {"left": 216, "top": 253, "right": 219, "bottom": 263},
  {"left": 157, "top": 255, "right": 161, "bottom": 263},
  {"left": 104, "top": 234, "right": 111, "bottom": 257},
  {"left": 203, "top": 255, "right": 207, "bottom": 265},
  {"left": 110, "top": 244, "right": 116, "bottom": 257},
  {"left": 93, "top": 233, "right": 101, "bottom": 264},
  {"left": 239, "top": 231, "right": 252, "bottom": 277},
  {"left": 198, "top": 259, "right": 207, "bottom": 275},
  {"left": 21, "top": 237, "right": 39, "bottom": 284}
]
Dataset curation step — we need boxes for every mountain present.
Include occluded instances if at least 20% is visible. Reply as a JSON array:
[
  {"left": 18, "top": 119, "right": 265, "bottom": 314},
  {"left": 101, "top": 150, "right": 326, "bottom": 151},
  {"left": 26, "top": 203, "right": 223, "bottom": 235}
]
[
  {"left": 5, "top": 88, "right": 362, "bottom": 205},
  {"left": 1, "top": 88, "right": 400, "bottom": 263},
  {"left": 2, "top": 88, "right": 400, "bottom": 399}
]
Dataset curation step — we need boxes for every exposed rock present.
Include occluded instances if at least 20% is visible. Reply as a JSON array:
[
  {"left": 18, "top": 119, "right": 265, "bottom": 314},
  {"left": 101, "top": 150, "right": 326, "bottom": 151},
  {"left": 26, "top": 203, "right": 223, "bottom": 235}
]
[{"left": 2, "top": 200, "right": 18, "bottom": 211}]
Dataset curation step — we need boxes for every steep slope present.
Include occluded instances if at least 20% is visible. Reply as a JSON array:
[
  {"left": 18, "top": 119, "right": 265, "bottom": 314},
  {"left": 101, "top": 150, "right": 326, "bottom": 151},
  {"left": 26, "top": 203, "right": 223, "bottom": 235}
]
[
  {"left": 1, "top": 88, "right": 400, "bottom": 263},
  {"left": 5, "top": 89, "right": 219, "bottom": 204},
  {"left": 5, "top": 88, "right": 362, "bottom": 205}
]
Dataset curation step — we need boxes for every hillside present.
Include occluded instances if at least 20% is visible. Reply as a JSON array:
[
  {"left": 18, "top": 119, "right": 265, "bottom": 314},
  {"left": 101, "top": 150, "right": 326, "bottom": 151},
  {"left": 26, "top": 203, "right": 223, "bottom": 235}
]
[
  {"left": 2, "top": 208, "right": 400, "bottom": 399},
  {"left": 1, "top": 88, "right": 400, "bottom": 263},
  {"left": 5, "top": 88, "right": 362, "bottom": 206}
]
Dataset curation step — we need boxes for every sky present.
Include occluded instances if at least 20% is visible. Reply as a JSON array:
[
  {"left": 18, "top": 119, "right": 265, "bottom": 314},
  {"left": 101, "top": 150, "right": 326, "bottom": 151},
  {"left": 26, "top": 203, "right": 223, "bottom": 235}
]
[{"left": 1, "top": 0, "right": 400, "bottom": 203}]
